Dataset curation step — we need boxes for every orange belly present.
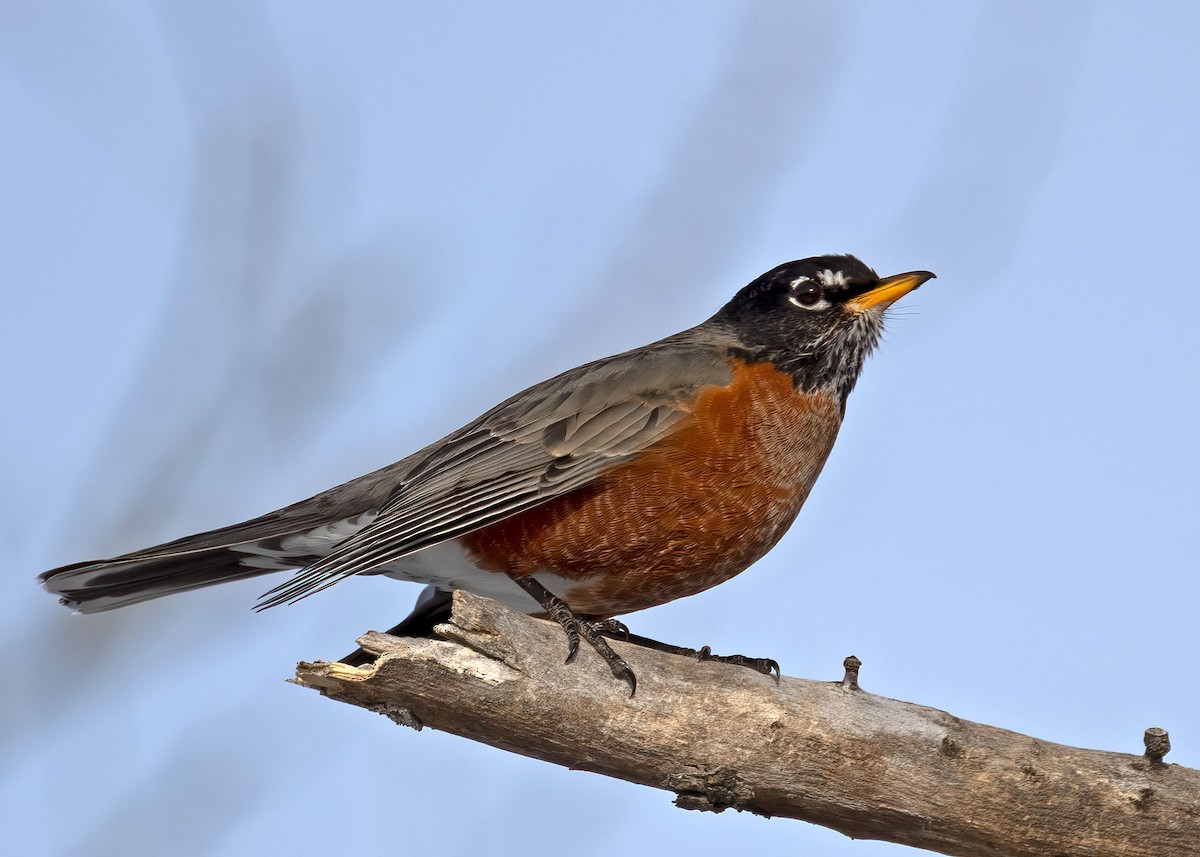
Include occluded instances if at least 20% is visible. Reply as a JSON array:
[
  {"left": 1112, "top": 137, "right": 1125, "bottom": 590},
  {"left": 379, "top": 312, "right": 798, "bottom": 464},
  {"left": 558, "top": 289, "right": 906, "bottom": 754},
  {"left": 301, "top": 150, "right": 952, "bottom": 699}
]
[{"left": 461, "top": 360, "right": 842, "bottom": 615}]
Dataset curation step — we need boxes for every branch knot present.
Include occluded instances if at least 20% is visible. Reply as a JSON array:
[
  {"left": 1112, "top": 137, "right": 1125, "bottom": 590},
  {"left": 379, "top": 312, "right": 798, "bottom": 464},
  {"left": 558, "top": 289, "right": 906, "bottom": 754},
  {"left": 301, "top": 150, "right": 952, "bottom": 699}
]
[{"left": 665, "top": 766, "right": 758, "bottom": 815}]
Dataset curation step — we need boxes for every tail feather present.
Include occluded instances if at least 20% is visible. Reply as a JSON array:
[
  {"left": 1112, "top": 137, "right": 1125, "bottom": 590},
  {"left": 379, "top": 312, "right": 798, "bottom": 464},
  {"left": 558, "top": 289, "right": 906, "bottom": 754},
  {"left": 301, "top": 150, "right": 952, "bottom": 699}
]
[
  {"left": 39, "top": 510, "right": 379, "bottom": 613},
  {"left": 38, "top": 450, "right": 429, "bottom": 613},
  {"left": 39, "top": 550, "right": 293, "bottom": 613}
]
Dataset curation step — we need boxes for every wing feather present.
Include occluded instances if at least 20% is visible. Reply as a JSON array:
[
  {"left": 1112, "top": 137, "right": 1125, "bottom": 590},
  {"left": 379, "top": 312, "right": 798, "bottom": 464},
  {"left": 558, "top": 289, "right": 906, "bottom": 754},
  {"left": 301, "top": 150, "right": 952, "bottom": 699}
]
[{"left": 257, "top": 327, "right": 742, "bottom": 607}]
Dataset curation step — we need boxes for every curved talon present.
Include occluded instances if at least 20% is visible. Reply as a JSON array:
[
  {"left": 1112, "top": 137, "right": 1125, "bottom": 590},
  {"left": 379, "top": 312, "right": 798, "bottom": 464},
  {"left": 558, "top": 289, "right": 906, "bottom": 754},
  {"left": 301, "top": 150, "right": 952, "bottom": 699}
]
[
  {"left": 580, "top": 623, "right": 637, "bottom": 696},
  {"left": 764, "top": 659, "right": 781, "bottom": 682},
  {"left": 613, "top": 662, "right": 637, "bottom": 696},
  {"left": 593, "top": 618, "right": 630, "bottom": 640},
  {"left": 563, "top": 637, "right": 580, "bottom": 665}
]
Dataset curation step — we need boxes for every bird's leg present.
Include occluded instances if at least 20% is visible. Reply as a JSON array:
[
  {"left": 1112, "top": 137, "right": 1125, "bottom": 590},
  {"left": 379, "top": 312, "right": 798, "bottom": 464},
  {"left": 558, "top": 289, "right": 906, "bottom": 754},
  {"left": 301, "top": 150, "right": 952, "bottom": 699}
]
[
  {"left": 513, "top": 577, "right": 637, "bottom": 696},
  {"left": 599, "top": 629, "right": 780, "bottom": 682}
]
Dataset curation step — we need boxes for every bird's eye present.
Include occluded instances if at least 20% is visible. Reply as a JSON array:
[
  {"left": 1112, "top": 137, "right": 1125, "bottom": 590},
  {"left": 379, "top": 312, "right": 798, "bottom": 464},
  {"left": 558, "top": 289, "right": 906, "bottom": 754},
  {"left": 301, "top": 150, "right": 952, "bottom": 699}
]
[
  {"left": 795, "top": 284, "right": 821, "bottom": 304},
  {"left": 787, "top": 281, "right": 826, "bottom": 310}
]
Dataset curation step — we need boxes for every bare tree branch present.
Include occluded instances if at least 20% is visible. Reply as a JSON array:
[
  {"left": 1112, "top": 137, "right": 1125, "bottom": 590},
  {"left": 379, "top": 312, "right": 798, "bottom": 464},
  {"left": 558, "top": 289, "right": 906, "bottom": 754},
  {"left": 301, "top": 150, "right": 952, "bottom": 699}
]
[{"left": 293, "top": 592, "right": 1198, "bottom": 857}]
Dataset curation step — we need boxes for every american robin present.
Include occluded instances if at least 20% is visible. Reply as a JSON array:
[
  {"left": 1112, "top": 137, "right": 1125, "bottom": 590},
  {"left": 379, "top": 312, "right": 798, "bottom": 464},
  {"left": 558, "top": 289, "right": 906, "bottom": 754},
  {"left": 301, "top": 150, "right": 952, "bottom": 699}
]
[{"left": 40, "top": 254, "right": 933, "bottom": 694}]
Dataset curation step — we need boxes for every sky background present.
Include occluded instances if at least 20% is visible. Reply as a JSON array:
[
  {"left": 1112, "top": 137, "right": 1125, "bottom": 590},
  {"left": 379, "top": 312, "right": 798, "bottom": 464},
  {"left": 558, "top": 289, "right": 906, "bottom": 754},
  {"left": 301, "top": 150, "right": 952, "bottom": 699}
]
[{"left": 3, "top": 2, "right": 1199, "bottom": 855}]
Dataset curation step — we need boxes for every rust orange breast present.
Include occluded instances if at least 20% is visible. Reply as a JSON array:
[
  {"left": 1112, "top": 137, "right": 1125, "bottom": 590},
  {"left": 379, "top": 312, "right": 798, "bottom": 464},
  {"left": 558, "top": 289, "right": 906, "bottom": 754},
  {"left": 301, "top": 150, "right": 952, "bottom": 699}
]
[{"left": 461, "top": 359, "right": 843, "bottom": 615}]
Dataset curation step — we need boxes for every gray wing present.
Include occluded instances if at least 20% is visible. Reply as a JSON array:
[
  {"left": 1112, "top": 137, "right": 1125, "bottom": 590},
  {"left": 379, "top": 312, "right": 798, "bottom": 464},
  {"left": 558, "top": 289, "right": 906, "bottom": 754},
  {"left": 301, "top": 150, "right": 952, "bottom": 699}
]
[{"left": 256, "top": 326, "right": 740, "bottom": 607}]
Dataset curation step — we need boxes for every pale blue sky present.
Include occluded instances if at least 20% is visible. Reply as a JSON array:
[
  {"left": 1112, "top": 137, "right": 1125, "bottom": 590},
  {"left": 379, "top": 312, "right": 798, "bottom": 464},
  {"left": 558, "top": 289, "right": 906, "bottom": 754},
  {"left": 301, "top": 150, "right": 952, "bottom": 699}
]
[{"left": 4, "top": 3, "right": 1198, "bottom": 855}]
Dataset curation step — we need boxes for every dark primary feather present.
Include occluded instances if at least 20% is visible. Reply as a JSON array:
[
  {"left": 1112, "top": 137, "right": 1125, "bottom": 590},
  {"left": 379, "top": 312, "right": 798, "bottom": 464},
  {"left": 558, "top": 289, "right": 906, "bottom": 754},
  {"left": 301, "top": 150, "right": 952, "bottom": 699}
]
[{"left": 256, "top": 326, "right": 742, "bottom": 607}]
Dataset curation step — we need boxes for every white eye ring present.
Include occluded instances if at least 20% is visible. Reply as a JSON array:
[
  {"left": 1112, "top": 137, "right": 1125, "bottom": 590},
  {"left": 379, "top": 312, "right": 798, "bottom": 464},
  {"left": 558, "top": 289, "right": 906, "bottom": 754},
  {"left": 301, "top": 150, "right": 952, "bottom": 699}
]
[
  {"left": 788, "top": 277, "right": 830, "bottom": 311},
  {"left": 788, "top": 294, "right": 831, "bottom": 310}
]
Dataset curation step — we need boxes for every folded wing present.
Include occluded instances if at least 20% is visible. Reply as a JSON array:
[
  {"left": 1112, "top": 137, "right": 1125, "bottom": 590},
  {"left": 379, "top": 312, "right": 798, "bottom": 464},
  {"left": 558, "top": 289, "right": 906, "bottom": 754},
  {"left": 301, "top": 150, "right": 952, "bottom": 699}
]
[{"left": 256, "top": 331, "right": 737, "bottom": 608}]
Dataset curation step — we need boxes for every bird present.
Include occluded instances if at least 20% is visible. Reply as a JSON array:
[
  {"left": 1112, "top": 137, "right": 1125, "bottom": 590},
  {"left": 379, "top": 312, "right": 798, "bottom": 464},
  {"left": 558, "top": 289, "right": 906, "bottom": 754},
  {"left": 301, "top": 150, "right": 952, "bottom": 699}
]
[{"left": 40, "top": 254, "right": 933, "bottom": 694}]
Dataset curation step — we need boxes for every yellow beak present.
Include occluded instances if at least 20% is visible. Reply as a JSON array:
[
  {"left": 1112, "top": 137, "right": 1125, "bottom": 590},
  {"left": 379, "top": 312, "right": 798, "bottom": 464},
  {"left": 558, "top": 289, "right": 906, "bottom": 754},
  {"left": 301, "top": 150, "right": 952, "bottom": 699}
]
[{"left": 846, "top": 270, "right": 936, "bottom": 312}]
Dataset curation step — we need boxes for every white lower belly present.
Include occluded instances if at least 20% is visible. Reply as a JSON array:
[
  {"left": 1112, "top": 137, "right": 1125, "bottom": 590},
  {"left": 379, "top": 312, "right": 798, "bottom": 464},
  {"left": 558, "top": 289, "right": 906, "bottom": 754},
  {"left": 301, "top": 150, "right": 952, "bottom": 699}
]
[{"left": 378, "top": 540, "right": 591, "bottom": 615}]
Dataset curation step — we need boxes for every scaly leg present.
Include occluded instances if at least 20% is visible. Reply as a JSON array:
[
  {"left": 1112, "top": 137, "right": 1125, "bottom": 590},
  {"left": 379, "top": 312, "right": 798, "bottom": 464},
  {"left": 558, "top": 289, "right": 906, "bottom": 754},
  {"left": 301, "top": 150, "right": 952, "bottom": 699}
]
[{"left": 514, "top": 577, "right": 637, "bottom": 696}]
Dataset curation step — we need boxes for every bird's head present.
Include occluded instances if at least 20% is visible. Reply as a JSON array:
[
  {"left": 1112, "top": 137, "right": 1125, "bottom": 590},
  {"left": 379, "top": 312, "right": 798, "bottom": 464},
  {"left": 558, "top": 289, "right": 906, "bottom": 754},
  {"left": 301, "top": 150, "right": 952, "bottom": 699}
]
[{"left": 716, "top": 254, "right": 934, "bottom": 402}]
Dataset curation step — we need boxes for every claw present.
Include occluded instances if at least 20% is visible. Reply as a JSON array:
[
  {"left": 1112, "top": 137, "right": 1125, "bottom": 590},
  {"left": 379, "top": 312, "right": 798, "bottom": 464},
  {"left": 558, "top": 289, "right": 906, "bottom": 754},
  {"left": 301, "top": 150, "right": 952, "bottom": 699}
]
[
  {"left": 592, "top": 618, "right": 630, "bottom": 640},
  {"left": 513, "top": 576, "right": 640, "bottom": 694},
  {"left": 584, "top": 632, "right": 637, "bottom": 696},
  {"left": 614, "top": 662, "right": 637, "bottom": 697}
]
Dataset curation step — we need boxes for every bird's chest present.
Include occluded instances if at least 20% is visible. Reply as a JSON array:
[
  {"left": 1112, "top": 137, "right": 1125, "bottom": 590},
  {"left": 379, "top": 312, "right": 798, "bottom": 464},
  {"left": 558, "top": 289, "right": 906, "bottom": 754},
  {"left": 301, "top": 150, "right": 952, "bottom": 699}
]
[{"left": 463, "top": 362, "right": 843, "bottom": 614}]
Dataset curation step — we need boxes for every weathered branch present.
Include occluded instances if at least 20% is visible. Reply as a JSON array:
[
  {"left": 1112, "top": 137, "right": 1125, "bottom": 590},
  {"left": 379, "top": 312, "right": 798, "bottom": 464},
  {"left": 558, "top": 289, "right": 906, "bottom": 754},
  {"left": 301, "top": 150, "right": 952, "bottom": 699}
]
[{"left": 293, "top": 592, "right": 1198, "bottom": 856}]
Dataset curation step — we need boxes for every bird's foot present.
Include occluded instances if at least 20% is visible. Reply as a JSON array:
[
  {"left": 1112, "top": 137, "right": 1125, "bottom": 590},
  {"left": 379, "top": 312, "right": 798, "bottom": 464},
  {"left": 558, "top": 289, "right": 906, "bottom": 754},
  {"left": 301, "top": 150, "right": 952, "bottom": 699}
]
[
  {"left": 603, "top": 631, "right": 780, "bottom": 683},
  {"left": 514, "top": 577, "right": 637, "bottom": 696},
  {"left": 695, "top": 645, "right": 780, "bottom": 682}
]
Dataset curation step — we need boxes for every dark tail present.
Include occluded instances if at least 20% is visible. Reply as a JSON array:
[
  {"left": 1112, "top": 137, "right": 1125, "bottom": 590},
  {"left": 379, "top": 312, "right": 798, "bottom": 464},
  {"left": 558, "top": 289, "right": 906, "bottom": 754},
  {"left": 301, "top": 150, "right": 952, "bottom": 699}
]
[
  {"left": 38, "top": 454, "right": 420, "bottom": 613},
  {"left": 40, "top": 549, "right": 290, "bottom": 613},
  {"left": 37, "top": 508, "right": 373, "bottom": 613}
]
